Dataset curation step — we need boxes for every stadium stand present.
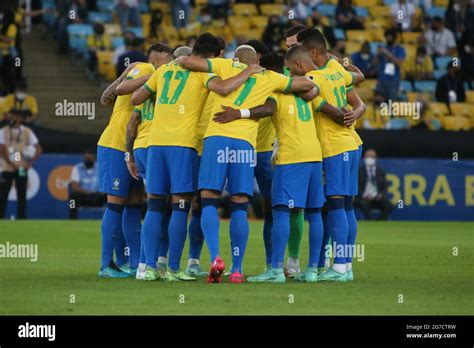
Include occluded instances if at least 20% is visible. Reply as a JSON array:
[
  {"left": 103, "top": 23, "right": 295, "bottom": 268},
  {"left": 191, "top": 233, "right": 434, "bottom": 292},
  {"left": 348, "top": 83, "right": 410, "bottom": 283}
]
[{"left": 1, "top": 0, "right": 473, "bottom": 137}]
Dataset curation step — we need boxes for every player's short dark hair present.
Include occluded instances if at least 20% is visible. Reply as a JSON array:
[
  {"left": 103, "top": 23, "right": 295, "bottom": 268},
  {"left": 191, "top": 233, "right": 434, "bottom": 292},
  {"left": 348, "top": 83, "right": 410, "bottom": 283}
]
[
  {"left": 259, "top": 52, "right": 284, "bottom": 74},
  {"left": 285, "top": 45, "right": 311, "bottom": 62},
  {"left": 298, "top": 28, "right": 327, "bottom": 53},
  {"left": 284, "top": 25, "right": 307, "bottom": 39},
  {"left": 216, "top": 36, "right": 226, "bottom": 52},
  {"left": 244, "top": 39, "right": 269, "bottom": 56},
  {"left": 147, "top": 42, "right": 172, "bottom": 57},
  {"left": 192, "top": 32, "right": 221, "bottom": 58}
]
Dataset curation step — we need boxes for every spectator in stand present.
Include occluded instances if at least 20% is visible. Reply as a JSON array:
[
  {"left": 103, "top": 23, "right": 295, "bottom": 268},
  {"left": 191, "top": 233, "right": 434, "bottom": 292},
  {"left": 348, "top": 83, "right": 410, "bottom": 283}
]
[
  {"left": 0, "top": 9, "right": 19, "bottom": 95},
  {"left": 262, "top": 15, "right": 284, "bottom": 52},
  {"left": 116, "top": 37, "right": 146, "bottom": 76},
  {"left": 69, "top": 0, "right": 89, "bottom": 24},
  {"left": 352, "top": 41, "right": 377, "bottom": 79},
  {"left": 335, "top": 0, "right": 364, "bottom": 30},
  {"left": 310, "top": 10, "right": 337, "bottom": 49},
  {"left": 68, "top": 150, "right": 105, "bottom": 219},
  {"left": 423, "top": 16, "right": 457, "bottom": 63},
  {"left": 445, "top": 0, "right": 464, "bottom": 44},
  {"left": 148, "top": 9, "right": 167, "bottom": 44},
  {"left": 3, "top": 80, "right": 39, "bottom": 127},
  {"left": 289, "top": 0, "right": 318, "bottom": 21},
  {"left": 208, "top": 0, "right": 230, "bottom": 20},
  {"left": 374, "top": 28, "right": 406, "bottom": 102},
  {"left": 460, "top": 37, "right": 474, "bottom": 88},
  {"left": 405, "top": 46, "right": 434, "bottom": 90},
  {"left": 170, "top": 0, "right": 191, "bottom": 29},
  {"left": 115, "top": 0, "right": 141, "bottom": 31},
  {"left": 0, "top": 109, "right": 42, "bottom": 219},
  {"left": 435, "top": 59, "right": 466, "bottom": 107},
  {"left": 87, "top": 22, "right": 111, "bottom": 77},
  {"left": 391, "top": 0, "right": 416, "bottom": 32},
  {"left": 112, "top": 30, "right": 135, "bottom": 66},
  {"left": 354, "top": 149, "right": 394, "bottom": 221}
]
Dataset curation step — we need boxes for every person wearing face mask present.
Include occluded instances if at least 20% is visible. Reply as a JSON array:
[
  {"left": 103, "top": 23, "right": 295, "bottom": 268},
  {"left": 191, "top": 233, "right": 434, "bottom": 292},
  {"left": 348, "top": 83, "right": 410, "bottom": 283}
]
[
  {"left": 352, "top": 41, "right": 377, "bottom": 79},
  {"left": 435, "top": 60, "right": 466, "bottom": 107},
  {"left": 460, "top": 37, "right": 474, "bottom": 89},
  {"left": 354, "top": 149, "right": 394, "bottom": 221},
  {"left": 3, "top": 80, "right": 38, "bottom": 127},
  {"left": 423, "top": 16, "right": 457, "bottom": 62},
  {"left": 374, "top": 28, "right": 406, "bottom": 102},
  {"left": 0, "top": 109, "right": 42, "bottom": 219},
  {"left": 68, "top": 150, "right": 105, "bottom": 219}
]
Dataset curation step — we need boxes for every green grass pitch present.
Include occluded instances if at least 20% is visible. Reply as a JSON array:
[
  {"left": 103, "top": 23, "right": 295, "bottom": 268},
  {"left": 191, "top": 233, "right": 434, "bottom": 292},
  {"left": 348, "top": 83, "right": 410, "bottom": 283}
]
[{"left": 0, "top": 220, "right": 473, "bottom": 315}]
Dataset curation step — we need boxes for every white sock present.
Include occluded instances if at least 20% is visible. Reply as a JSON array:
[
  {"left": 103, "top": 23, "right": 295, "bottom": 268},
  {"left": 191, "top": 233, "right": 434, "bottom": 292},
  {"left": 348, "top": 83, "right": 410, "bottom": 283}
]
[
  {"left": 138, "top": 263, "right": 146, "bottom": 272},
  {"left": 333, "top": 263, "right": 346, "bottom": 274},
  {"left": 287, "top": 257, "right": 299, "bottom": 268},
  {"left": 158, "top": 257, "right": 167, "bottom": 265},
  {"left": 346, "top": 262, "right": 352, "bottom": 271},
  {"left": 188, "top": 258, "right": 200, "bottom": 267}
]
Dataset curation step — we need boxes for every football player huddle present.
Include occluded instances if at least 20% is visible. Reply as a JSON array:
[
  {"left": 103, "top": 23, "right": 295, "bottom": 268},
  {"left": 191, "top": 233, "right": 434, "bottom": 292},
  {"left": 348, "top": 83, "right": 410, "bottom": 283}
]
[{"left": 96, "top": 26, "right": 366, "bottom": 284}]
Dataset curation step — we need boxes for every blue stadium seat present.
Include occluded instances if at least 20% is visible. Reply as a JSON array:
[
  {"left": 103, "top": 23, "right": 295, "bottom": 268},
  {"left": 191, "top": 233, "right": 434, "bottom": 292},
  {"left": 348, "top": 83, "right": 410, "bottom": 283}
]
[
  {"left": 88, "top": 11, "right": 113, "bottom": 23},
  {"left": 388, "top": 118, "right": 410, "bottom": 129},
  {"left": 383, "top": 0, "right": 395, "bottom": 5},
  {"left": 334, "top": 28, "right": 345, "bottom": 41},
  {"left": 125, "top": 27, "right": 143, "bottom": 38},
  {"left": 435, "top": 56, "right": 454, "bottom": 70},
  {"left": 415, "top": 80, "right": 437, "bottom": 93},
  {"left": 112, "top": 36, "right": 125, "bottom": 49},
  {"left": 354, "top": 6, "right": 369, "bottom": 18},
  {"left": 433, "top": 70, "right": 445, "bottom": 80},
  {"left": 400, "top": 80, "right": 413, "bottom": 92},
  {"left": 316, "top": 4, "right": 336, "bottom": 17},
  {"left": 139, "top": 1, "right": 149, "bottom": 13},
  {"left": 97, "top": 0, "right": 114, "bottom": 12},
  {"left": 426, "top": 6, "right": 446, "bottom": 18},
  {"left": 67, "top": 24, "right": 93, "bottom": 54}
]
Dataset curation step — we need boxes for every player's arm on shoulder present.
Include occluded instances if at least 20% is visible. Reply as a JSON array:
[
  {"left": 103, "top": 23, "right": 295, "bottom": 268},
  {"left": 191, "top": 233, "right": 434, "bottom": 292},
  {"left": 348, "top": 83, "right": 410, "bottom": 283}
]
[
  {"left": 100, "top": 62, "right": 140, "bottom": 106},
  {"left": 330, "top": 53, "right": 366, "bottom": 83},
  {"left": 176, "top": 56, "right": 210, "bottom": 72},
  {"left": 116, "top": 74, "right": 151, "bottom": 95},
  {"left": 131, "top": 72, "right": 157, "bottom": 105},
  {"left": 207, "top": 64, "right": 263, "bottom": 96},
  {"left": 297, "top": 86, "right": 320, "bottom": 101},
  {"left": 287, "top": 76, "right": 316, "bottom": 92},
  {"left": 213, "top": 97, "right": 276, "bottom": 124}
]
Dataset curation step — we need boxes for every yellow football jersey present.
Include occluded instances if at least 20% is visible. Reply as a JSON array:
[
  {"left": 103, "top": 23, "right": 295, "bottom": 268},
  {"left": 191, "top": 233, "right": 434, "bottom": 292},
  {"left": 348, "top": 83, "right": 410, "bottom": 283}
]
[
  {"left": 144, "top": 61, "right": 215, "bottom": 149},
  {"left": 270, "top": 93, "right": 322, "bottom": 165},
  {"left": 196, "top": 92, "right": 215, "bottom": 155},
  {"left": 204, "top": 58, "right": 293, "bottom": 148},
  {"left": 133, "top": 95, "right": 155, "bottom": 150},
  {"left": 326, "top": 58, "right": 363, "bottom": 147},
  {"left": 307, "top": 67, "right": 358, "bottom": 158},
  {"left": 256, "top": 118, "right": 276, "bottom": 153},
  {"left": 98, "top": 63, "right": 155, "bottom": 152}
]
